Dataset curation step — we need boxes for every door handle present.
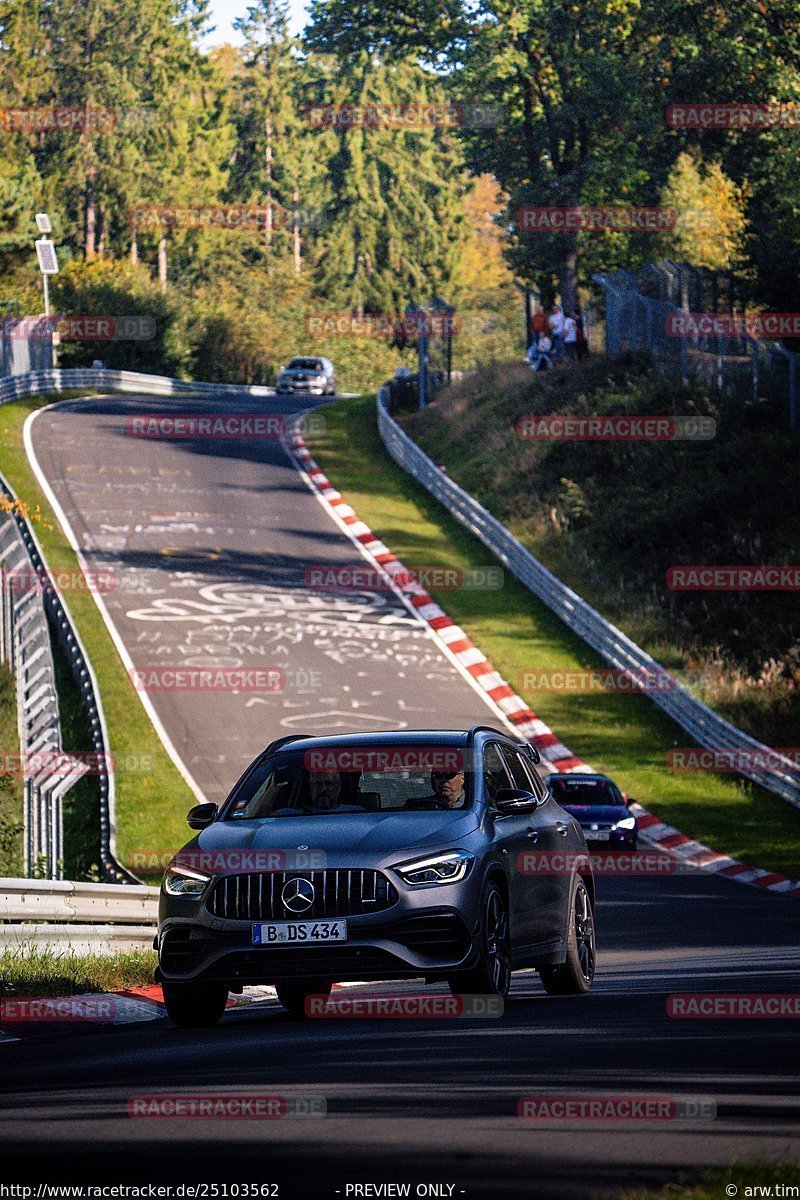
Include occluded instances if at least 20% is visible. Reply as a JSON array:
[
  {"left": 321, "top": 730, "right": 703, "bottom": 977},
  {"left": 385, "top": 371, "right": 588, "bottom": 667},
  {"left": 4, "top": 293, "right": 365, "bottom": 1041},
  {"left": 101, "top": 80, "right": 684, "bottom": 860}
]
[
  {"left": 555, "top": 822, "right": 569, "bottom": 837},
  {"left": 526, "top": 827, "right": 539, "bottom": 842}
]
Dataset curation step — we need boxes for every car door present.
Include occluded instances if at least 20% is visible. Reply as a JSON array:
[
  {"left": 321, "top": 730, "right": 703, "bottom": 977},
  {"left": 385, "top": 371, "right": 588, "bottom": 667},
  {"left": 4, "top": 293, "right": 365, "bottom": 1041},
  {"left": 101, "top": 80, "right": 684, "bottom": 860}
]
[
  {"left": 483, "top": 742, "right": 540, "bottom": 950},
  {"left": 499, "top": 746, "right": 572, "bottom": 949}
]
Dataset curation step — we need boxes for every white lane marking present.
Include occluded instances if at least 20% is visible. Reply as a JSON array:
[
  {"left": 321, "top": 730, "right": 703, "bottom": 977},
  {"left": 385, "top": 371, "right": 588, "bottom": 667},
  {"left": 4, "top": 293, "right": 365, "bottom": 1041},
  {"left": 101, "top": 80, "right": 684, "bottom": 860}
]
[{"left": 24, "top": 402, "right": 208, "bottom": 805}]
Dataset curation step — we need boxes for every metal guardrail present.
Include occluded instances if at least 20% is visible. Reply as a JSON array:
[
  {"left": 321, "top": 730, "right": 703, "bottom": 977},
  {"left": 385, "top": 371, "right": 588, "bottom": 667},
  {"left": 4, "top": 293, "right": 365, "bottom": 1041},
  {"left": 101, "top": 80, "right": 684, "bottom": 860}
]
[
  {"left": 0, "top": 876, "right": 158, "bottom": 922},
  {"left": 0, "top": 366, "right": 279, "bottom": 885},
  {"left": 376, "top": 387, "right": 800, "bottom": 809},
  {"left": 0, "top": 470, "right": 135, "bottom": 884},
  {"left": 0, "top": 366, "right": 275, "bottom": 403},
  {"left": 0, "top": 484, "right": 88, "bottom": 879},
  {"left": 0, "top": 877, "right": 158, "bottom": 953}
]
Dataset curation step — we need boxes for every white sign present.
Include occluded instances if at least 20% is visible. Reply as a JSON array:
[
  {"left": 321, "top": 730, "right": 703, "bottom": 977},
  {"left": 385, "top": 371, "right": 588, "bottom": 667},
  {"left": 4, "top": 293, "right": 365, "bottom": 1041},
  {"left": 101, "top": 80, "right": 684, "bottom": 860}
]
[
  {"left": 35, "top": 213, "right": 52, "bottom": 234},
  {"left": 35, "top": 239, "right": 59, "bottom": 274}
]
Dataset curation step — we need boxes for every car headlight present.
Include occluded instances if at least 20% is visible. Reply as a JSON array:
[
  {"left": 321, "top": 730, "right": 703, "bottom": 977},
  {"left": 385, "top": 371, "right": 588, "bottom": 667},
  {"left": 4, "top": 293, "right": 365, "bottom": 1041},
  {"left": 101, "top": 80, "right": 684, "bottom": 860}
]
[
  {"left": 392, "top": 849, "right": 474, "bottom": 887},
  {"left": 164, "top": 866, "right": 211, "bottom": 897},
  {"left": 616, "top": 816, "right": 637, "bottom": 830}
]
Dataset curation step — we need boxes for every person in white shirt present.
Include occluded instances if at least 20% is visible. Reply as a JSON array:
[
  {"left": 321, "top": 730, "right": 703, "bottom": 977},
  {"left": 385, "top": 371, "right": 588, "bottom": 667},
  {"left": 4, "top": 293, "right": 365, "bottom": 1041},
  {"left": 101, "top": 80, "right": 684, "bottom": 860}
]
[
  {"left": 564, "top": 313, "right": 578, "bottom": 360},
  {"left": 549, "top": 304, "right": 565, "bottom": 357}
]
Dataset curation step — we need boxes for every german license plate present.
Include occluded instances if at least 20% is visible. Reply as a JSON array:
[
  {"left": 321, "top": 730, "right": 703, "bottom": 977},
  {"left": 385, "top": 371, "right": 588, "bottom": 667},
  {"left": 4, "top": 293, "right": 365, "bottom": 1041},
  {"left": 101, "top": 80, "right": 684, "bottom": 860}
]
[{"left": 252, "top": 920, "right": 347, "bottom": 946}]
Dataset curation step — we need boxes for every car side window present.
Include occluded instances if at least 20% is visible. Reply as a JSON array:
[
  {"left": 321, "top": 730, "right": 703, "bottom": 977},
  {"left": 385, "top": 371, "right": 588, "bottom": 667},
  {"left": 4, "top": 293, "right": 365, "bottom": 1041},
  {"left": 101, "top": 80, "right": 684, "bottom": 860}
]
[
  {"left": 499, "top": 746, "right": 535, "bottom": 792},
  {"left": 483, "top": 743, "right": 512, "bottom": 808}
]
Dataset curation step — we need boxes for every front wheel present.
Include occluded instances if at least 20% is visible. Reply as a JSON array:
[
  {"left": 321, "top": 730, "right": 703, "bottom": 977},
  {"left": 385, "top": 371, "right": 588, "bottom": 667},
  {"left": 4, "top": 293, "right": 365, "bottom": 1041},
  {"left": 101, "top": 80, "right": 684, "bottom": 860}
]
[
  {"left": 539, "top": 877, "right": 596, "bottom": 996},
  {"left": 161, "top": 979, "right": 228, "bottom": 1028},
  {"left": 448, "top": 880, "right": 511, "bottom": 1000},
  {"left": 275, "top": 978, "right": 332, "bottom": 1017}
]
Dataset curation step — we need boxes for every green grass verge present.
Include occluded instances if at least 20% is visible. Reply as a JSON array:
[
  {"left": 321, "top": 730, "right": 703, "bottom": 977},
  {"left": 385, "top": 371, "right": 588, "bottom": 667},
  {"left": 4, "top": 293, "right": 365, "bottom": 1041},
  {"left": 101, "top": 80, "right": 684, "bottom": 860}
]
[
  {"left": 0, "top": 947, "right": 157, "bottom": 996},
  {"left": 0, "top": 391, "right": 194, "bottom": 885},
  {"left": 623, "top": 1161, "right": 800, "bottom": 1200},
  {"left": 307, "top": 395, "right": 800, "bottom": 878},
  {"left": 0, "top": 662, "right": 24, "bottom": 876}
]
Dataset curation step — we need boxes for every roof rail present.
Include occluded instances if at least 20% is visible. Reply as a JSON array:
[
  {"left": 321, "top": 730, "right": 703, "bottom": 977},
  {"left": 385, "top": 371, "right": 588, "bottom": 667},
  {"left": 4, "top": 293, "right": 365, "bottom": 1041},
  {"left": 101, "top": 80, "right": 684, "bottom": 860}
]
[
  {"left": 466, "top": 724, "right": 540, "bottom": 763},
  {"left": 265, "top": 733, "right": 316, "bottom": 752}
]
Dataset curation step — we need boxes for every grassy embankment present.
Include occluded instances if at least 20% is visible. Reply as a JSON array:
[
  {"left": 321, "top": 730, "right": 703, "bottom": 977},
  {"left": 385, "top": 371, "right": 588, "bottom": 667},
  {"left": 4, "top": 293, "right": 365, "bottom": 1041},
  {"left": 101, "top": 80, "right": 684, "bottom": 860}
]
[{"left": 307, "top": 389, "right": 800, "bottom": 878}]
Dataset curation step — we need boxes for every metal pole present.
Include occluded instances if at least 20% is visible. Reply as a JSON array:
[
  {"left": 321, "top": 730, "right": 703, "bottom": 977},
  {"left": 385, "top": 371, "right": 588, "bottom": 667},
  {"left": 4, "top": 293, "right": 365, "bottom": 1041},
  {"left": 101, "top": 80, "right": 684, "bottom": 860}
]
[{"left": 43, "top": 274, "right": 49, "bottom": 318}]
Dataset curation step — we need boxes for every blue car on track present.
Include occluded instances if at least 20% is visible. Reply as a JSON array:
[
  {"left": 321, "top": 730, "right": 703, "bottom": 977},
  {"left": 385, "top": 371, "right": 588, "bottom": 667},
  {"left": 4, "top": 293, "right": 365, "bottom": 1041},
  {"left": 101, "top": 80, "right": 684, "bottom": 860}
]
[{"left": 544, "top": 772, "right": 638, "bottom": 849}]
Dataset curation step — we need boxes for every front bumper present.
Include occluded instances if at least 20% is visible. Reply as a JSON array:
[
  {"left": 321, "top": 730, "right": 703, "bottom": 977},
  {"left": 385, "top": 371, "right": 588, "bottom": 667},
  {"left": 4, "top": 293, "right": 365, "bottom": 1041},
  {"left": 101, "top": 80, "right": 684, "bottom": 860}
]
[
  {"left": 581, "top": 828, "right": 637, "bottom": 847},
  {"left": 158, "top": 907, "right": 476, "bottom": 984},
  {"left": 276, "top": 380, "right": 326, "bottom": 394}
]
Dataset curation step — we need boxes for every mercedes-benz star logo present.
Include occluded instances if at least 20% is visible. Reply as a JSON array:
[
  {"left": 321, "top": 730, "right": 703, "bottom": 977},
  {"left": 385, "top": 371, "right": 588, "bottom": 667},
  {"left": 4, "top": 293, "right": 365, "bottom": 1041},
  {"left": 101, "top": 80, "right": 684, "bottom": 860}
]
[{"left": 282, "top": 877, "right": 315, "bottom": 913}]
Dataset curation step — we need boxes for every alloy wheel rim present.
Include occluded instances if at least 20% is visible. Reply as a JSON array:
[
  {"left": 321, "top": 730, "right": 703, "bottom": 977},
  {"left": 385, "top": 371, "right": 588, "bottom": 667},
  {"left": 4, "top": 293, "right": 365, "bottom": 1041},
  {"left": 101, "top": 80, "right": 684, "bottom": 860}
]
[
  {"left": 574, "top": 884, "right": 595, "bottom": 983},
  {"left": 485, "top": 889, "right": 511, "bottom": 994}
]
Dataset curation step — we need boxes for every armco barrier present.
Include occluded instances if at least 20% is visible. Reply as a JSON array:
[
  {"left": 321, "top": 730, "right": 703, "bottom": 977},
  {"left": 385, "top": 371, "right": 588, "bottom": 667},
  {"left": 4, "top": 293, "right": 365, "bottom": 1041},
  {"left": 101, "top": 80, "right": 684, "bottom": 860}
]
[
  {"left": 0, "top": 470, "right": 136, "bottom": 883},
  {"left": 376, "top": 387, "right": 800, "bottom": 810},
  {"left": 0, "top": 366, "right": 274, "bottom": 404},
  {"left": 1, "top": 479, "right": 88, "bottom": 879},
  {"left": 0, "top": 877, "right": 158, "bottom": 953},
  {"left": 0, "top": 366, "right": 279, "bottom": 884}
]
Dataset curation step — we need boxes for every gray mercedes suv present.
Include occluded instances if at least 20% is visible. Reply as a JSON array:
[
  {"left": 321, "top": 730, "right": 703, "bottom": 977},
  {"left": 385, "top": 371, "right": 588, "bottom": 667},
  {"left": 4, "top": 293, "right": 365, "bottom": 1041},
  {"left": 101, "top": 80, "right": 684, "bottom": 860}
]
[{"left": 157, "top": 726, "right": 596, "bottom": 1027}]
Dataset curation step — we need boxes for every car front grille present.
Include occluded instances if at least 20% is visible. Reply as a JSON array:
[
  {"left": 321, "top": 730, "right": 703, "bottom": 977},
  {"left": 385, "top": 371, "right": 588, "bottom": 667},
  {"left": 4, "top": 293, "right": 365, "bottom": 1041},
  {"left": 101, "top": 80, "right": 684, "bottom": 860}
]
[{"left": 207, "top": 870, "right": 398, "bottom": 921}]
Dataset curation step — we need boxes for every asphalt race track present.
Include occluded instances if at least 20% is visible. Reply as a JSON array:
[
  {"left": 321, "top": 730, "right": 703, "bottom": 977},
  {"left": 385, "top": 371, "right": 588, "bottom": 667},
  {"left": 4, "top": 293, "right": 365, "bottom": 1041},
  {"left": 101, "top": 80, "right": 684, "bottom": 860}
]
[
  {"left": 4, "top": 391, "right": 799, "bottom": 1197},
  {"left": 27, "top": 393, "right": 503, "bottom": 803}
]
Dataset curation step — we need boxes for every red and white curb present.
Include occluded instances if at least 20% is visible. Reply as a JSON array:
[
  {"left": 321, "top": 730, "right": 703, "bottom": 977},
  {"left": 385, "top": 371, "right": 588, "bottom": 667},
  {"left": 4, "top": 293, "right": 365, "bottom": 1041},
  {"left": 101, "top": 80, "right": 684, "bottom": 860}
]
[
  {"left": 284, "top": 422, "right": 800, "bottom": 899},
  {"left": 0, "top": 981, "right": 400, "bottom": 1039},
  {"left": 286, "top": 428, "right": 583, "bottom": 772}
]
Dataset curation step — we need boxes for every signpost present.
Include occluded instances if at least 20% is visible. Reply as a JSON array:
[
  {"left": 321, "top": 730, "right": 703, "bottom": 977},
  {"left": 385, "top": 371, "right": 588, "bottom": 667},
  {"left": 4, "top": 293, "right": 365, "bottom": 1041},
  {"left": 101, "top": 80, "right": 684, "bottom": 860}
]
[{"left": 33, "top": 215, "right": 58, "bottom": 366}]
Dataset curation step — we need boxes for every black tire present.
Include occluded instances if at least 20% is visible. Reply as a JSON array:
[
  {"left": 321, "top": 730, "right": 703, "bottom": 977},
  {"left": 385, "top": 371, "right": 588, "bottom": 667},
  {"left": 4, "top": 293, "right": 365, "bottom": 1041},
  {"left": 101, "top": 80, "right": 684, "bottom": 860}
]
[
  {"left": 275, "top": 978, "right": 332, "bottom": 1017},
  {"left": 539, "top": 877, "right": 596, "bottom": 996},
  {"left": 448, "top": 880, "right": 511, "bottom": 1000},
  {"left": 162, "top": 979, "right": 228, "bottom": 1028}
]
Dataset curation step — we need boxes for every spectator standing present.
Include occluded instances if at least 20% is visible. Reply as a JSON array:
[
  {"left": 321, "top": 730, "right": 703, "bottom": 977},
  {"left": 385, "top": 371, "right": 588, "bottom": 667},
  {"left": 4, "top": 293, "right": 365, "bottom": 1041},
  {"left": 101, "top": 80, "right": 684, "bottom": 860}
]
[
  {"left": 564, "top": 312, "right": 578, "bottom": 361},
  {"left": 529, "top": 305, "right": 548, "bottom": 348},
  {"left": 549, "top": 304, "right": 565, "bottom": 358},
  {"left": 575, "top": 309, "right": 590, "bottom": 359}
]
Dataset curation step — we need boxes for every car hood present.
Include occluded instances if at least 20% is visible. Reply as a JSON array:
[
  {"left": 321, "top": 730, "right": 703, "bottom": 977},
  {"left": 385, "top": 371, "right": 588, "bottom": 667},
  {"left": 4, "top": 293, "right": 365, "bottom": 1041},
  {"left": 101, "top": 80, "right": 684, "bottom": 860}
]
[
  {"left": 561, "top": 804, "right": 633, "bottom": 823},
  {"left": 187, "top": 810, "right": 480, "bottom": 857}
]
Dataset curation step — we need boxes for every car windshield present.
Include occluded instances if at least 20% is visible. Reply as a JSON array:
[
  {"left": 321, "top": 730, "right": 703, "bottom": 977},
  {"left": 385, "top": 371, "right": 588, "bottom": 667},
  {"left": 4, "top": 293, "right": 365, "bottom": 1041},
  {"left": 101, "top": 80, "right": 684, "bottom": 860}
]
[
  {"left": 548, "top": 778, "right": 623, "bottom": 806},
  {"left": 224, "top": 744, "right": 472, "bottom": 819},
  {"left": 287, "top": 358, "right": 323, "bottom": 371}
]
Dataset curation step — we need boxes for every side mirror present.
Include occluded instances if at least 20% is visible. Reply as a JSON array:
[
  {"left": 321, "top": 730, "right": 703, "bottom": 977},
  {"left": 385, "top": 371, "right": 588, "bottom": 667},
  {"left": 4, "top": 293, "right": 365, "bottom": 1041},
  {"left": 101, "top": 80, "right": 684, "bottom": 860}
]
[
  {"left": 625, "top": 797, "right": 636, "bottom": 808},
  {"left": 187, "top": 802, "right": 217, "bottom": 830},
  {"left": 494, "top": 787, "right": 540, "bottom": 814}
]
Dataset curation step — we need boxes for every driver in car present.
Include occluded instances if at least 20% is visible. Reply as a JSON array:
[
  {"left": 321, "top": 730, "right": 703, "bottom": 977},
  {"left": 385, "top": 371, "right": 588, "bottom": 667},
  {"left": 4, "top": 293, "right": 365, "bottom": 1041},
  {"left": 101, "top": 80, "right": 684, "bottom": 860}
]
[
  {"left": 308, "top": 769, "right": 344, "bottom": 811},
  {"left": 409, "top": 768, "right": 467, "bottom": 810}
]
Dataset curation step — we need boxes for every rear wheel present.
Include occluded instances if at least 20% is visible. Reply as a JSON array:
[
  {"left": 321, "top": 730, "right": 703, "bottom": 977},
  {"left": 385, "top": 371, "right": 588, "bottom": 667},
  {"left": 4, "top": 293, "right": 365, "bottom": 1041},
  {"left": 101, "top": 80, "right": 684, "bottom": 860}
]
[
  {"left": 539, "top": 877, "right": 595, "bottom": 996},
  {"left": 161, "top": 980, "right": 228, "bottom": 1028},
  {"left": 448, "top": 880, "right": 511, "bottom": 1000},
  {"left": 275, "top": 978, "right": 332, "bottom": 1017}
]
